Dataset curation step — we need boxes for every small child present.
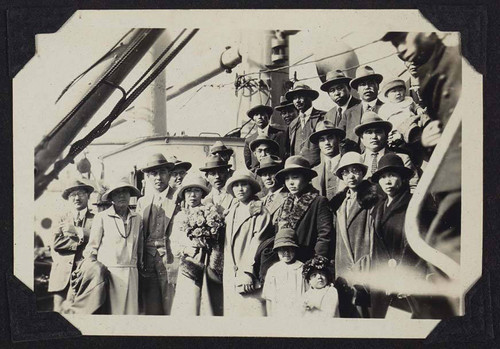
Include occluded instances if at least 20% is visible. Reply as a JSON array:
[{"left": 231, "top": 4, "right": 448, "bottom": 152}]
[
  {"left": 261, "top": 227, "right": 306, "bottom": 317},
  {"left": 301, "top": 256, "right": 340, "bottom": 318}
]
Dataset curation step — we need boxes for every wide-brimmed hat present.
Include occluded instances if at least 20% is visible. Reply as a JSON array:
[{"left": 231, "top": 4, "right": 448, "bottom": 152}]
[
  {"left": 285, "top": 82, "right": 319, "bottom": 101},
  {"left": 274, "top": 96, "right": 295, "bottom": 112},
  {"left": 275, "top": 155, "right": 317, "bottom": 182},
  {"left": 371, "top": 153, "right": 413, "bottom": 182},
  {"left": 102, "top": 179, "right": 141, "bottom": 202},
  {"left": 335, "top": 151, "right": 368, "bottom": 178},
  {"left": 249, "top": 134, "right": 280, "bottom": 154},
  {"left": 309, "top": 120, "right": 346, "bottom": 144},
  {"left": 210, "top": 140, "right": 234, "bottom": 157},
  {"left": 273, "top": 227, "right": 298, "bottom": 250},
  {"left": 167, "top": 155, "right": 192, "bottom": 172},
  {"left": 255, "top": 154, "right": 283, "bottom": 176},
  {"left": 320, "top": 69, "right": 352, "bottom": 92},
  {"left": 302, "top": 255, "right": 334, "bottom": 282},
  {"left": 247, "top": 104, "right": 274, "bottom": 119},
  {"left": 226, "top": 170, "right": 261, "bottom": 197},
  {"left": 353, "top": 111, "right": 393, "bottom": 137},
  {"left": 140, "top": 153, "right": 175, "bottom": 173},
  {"left": 176, "top": 173, "right": 210, "bottom": 200},
  {"left": 62, "top": 180, "right": 94, "bottom": 200},
  {"left": 199, "top": 154, "right": 232, "bottom": 172},
  {"left": 379, "top": 78, "right": 407, "bottom": 102},
  {"left": 350, "top": 65, "right": 384, "bottom": 90}
]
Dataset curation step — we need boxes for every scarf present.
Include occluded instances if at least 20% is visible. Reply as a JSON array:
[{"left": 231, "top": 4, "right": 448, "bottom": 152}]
[{"left": 279, "top": 185, "right": 319, "bottom": 229}]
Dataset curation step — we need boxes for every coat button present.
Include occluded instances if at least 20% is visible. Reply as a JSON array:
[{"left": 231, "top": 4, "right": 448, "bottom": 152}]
[{"left": 233, "top": 266, "right": 238, "bottom": 272}]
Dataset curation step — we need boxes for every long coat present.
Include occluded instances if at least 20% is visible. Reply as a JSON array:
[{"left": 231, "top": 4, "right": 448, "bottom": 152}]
[
  {"left": 311, "top": 154, "right": 342, "bottom": 200},
  {"left": 288, "top": 108, "right": 326, "bottom": 167},
  {"left": 48, "top": 209, "right": 94, "bottom": 293},
  {"left": 324, "top": 96, "right": 361, "bottom": 128},
  {"left": 244, "top": 125, "right": 288, "bottom": 170},
  {"left": 223, "top": 199, "right": 272, "bottom": 316},
  {"left": 339, "top": 100, "right": 384, "bottom": 149}
]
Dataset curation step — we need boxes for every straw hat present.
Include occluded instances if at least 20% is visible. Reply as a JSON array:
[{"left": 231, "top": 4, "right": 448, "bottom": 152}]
[
  {"left": 62, "top": 180, "right": 94, "bottom": 200},
  {"left": 226, "top": 170, "right": 261, "bottom": 197}
]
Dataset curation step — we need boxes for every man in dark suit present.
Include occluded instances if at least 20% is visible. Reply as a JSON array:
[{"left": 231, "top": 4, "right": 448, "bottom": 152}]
[
  {"left": 286, "top": 83, "right": 326, "bottom": 167},
  {"left": 321, "top": 70, "right": 361, "bottom": 128},
  {"left": 48, "top": 180, "right": 95, "bottom": 313},
  {"left": 244, "top": 104, "right": 288, "bottom": 170},
  {"left": 255, "top": 154, "right": 286, "bottom": 225},
  {"left": 339, "top": 65, "right": 384, "bottom": 146},
  {"left": 274, "top": 95, "right": 298, "bottom": 126}
]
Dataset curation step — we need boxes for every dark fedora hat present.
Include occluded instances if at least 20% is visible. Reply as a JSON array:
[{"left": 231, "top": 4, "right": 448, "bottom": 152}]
[
  {"left": 255, "top": 154, "right": 283, "bottom": 176},
  {"left": 309, "top": 120, "right": 346, "bottom": 144},
  {"left": 199, "top": 154, "right": 232, "bottom": 172},
  {"left": 371, "top": 153, "right": 413, "bottom": 182},
  {"left": 249, "top": 134, "right": 280, "bottom": 153},
  {"left": 140, "top": 153, "right": 175, "bottom": 173},
  {"left": 102, "top": 179, "right": 141, "bottom": 202},
  {"left": 274, "top": 96, "right": 295, "bottom": 112},
  {"left": 62, "top": 180, "right": 94, "bottom": 200},
  {"left": 353, "top": 111, "right": 393, "bottom": 137},
  {"left": 167, "top": 155, "right": 192, "bottom": 172},
  {"left": 350, "top": 65, "right": 384, "bottom": 90},
  {"left": 275, "top": 155, "right": 317, "bottom": 182},
  {"left": 210, "top": 140, "right": 234, "bottom": 157},
  {"left": 320, "top": 69, "right": 352, "bottom": 92},
  {"left": 285, "top": 82, "right": 319, "bottom": 101},
  {"left": 247, "top": 104, "right": 274, "bottom": 119}
]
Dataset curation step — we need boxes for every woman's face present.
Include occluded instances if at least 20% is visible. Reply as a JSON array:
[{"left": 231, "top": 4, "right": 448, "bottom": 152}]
[
  {"left": 378, "top": 171, "right": 403, "bottom": 198},
  {"left": 284, "top": 172, "right": 309, "bottom": 195},
  {"left": 184, "top": 187, "right": 203, "bottom": 208},
  {"left": 340, "top": 165, "right": 364, "bottom": 189},
  {"left": 232, "top": 181, "right": 252, "bottom": 203},
  {"left": 111, "top": 188, "right": 131, "bottom": 210},
  {"left": 308, "top": 271, "right": 328, "bottom": 289}
]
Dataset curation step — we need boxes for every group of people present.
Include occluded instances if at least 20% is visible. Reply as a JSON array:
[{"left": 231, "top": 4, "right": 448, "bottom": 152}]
[{"left": 46, "top": 32, "right": 461, "bottom": 319}]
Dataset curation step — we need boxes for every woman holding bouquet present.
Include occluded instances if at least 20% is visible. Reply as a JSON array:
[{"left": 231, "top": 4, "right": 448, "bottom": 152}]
[
  {"left": 224, "top": 170, "right": 273, "bottom": 317},
  {"left": 170, "top": 173, "right": 225, "bottom": 316}
]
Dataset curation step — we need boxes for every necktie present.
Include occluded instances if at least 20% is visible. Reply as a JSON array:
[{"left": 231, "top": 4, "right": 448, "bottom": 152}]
[
  {"left": 299, "top": 112, "right": 306, "bottom": 129},
  {"left": 337, "top": 107, "right": 342, "bottom": 125},
  {"left": 370, "top": 152, "right": 379, "bottom": 175},
  {"left": 266, "top": 192, "right": 274, "bottom": 207},
  {"left": 75, "top": 212, "right": 82, "bottom": 227}
]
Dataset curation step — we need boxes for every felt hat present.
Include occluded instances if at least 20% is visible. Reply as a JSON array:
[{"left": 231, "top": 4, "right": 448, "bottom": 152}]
[
  {"left": 62, "top": 180, "right": 94, "bottom": 200},
  {"left": 335, "top": 151, "right": 368, "bottom": 178},
  {"left": 353, "top": 111, "right": 393, "bottom": 137},
  {"left": 167, "top": 155, "right": 192, "bottom": 172},
  {"left": 249, "top": 134, "right": 280, "bottom": 154},
  {"left": 176, "top": 173, "right": 210, "bottom": 200},
  {"left": 380, "top": 78, "right": 407, "bottom": 98},
  {"left": 274, "top": 95, "right": 295, "bottom": 112},
  {"left": 308, "top": 120, "right": 346, "bottom": 144},
  {"left": 199, "top": 154, "right": 232, "bottom": 172},
  {"left": 350, "top": 65, "right": 384, "bottom": 90},
  {"left": 255, "top": 154, "right": 283, "bottom": 176},
  {"left": 320, "top": 69, "right": 352, "bottom": 92},
  {"left": 285, "top": 82, "right": 319, "bottom": 101},
  {"left": 102, "top": 179, "right": 141, "bottom": 202},
  {"left": 371, "top": 153, "right": 413, "bottom": 182},
  {"left": 273, "top": 227, "right": 298, "bottom": 250},
  {"left": 275, "top": 155, "right": 317, "bottom": 182},
  {"left": 209, "top": 141, "right": 234, "bottom": 157},
  {"left": 302, "top": 255, "right": 334, "bottom": 283},
  {"left": 226, "top": 170, "right": 261, "bottom": 197},
  {"left": 140, "top": 153, "right": 175, "bottom": 173},
  {"left": 247, "top": 104, "right": 274, "bottom": 119}
]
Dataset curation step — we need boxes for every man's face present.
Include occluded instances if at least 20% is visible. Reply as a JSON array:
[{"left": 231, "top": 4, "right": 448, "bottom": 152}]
[
  {"left": 281, "top": 107, "right": 298, "bottom": 125},
  {"left": 357, "top": 79, "right": 379, "bottom": 102},
  {"left": 393, "top": 32, "right": 437, "bottom": 66},
  {"left": 404, "top": 60, "right": 418, "bottom": 78},
  {"left": 169, "top": 168, "right": 187, "bottom": 190},
  {"left": 292, "top": 94, "right": 312, "bottom": 113},
  {"left": 378, "top": 171, "right": 403, "bottom": 198},
  {"left": 252, "top": 112, "right": 270, "bottom": 129},
  {"left": 340, "top": 165, "right": 364, "bottom": 188},
  {"left": 260, "top": 170, "right": 278, "bottom": 190},
  {"left": 328, "top": 83, "right": 350, "bottom": 106},
  {"left": 254, "top": 144, "right": 273, "bottom": 163},
  {"left": 68, "top": 189, "right": 89, "bottom": 211},
  {"left": 146, "top": 167, "right": 170, "bottom": 192},
  {"left": 206, "top": 168, "right": 229, "bottom": 190},
  {"left": 361, "top": 127, "right": 388, "bottom": 152},
  {"left": 318, "top": 134, "right": 340, "bottom": 158},
  {"left": 284, "top": 172, "right": 309, "bottom": 196}
]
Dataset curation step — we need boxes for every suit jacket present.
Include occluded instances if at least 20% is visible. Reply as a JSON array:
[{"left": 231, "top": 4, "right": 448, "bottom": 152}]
[
  {"left": 48, "top": 209, "right": 94, "bottom": 293},
  {"left": 202, "top": 187, "right": 236, "bottom": 213},
  {"left": 324, "top": 97, "right": 361, "bottom": 128},
  {"left": 339, "top": 99, "right": 384, "bottom": 149},
  {"left": 288, "top": 108, "right": 326, "bottom": 167},
  {"left": 262, "top": 187, "right": 287, "bottom": 225},
  {"left": 311, "top": 154, "right": 342, "bottom": 200},
  {"left": 244, "top": 125, "right": 288, "bottom": 170}
]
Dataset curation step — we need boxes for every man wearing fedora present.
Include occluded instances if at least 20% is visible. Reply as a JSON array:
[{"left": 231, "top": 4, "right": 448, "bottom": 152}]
[
  {"left": 48, "top": 180, "right": 95, "bottom": 312},
  {"left": 339, "top": 65, "right": 384, "bottom": 145},
  {"left": 136, "top": 153, "right": 177, "bottom": 315},
  {"left": 249, "top": 134, "right": 281, "bottom": 172},
  {"left": 274, "top": 95, "right": 298, "bottom": 126},
  {"left": 167, "top": 155, "right": 192, "bottom": 196},
  {"left": 286, "top": 82, "right": 326, "bottom": 168},
  {"left": 321, "top": 70, "right": 361, "bottom": 128},
  {"left": 309, "top": 120, "right": 346, "bottom": 200},
  {"left": 244, "top": 104, "right": 288, "bottom": 171},
  {"left": 255, "top": 154, "right": 286, "bottom": 225},
  {"left": 200, "top": 154, "right": 235, "bottom": 212},
  {"left": 210, "top": 140, "right": 234, "bottom": 164}
]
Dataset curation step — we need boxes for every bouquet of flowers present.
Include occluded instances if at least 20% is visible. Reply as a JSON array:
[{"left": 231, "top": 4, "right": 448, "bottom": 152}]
[{"left": 180, "top": 203, "right": 225, "bottom": 250}]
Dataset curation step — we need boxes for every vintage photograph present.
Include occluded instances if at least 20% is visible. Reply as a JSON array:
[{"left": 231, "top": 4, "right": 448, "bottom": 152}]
[{"left": 13, "top": 10, "right": 482, "bottom": 337}]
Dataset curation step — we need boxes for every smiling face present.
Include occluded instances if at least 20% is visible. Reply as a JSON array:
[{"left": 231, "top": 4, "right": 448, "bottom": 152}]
[
  {"left": 184, "top": 187, "right": 203, "bottom": 208},
  {"left": 276, "top": 246, "right": 296, "bottom": 264},
  {"left": 292, "top": 94, "right": 313, "bottom": 113},
  {"left": 205, "top": 168, "right": 230, "bottom": 191},
  {"left": 328, "top": 83, "right": 350, "bottom": 106},
  {"left": 340, "top": 165, "right": 364, "bottom": 188},
  {"left": 280, "top": 107, "right": 298, "bottom": 125},
  {"left": 386, "top": 86, "right": 406, "bottom": 103},
  {"left": 318, "top": 134, "right": 340, "bottom": 158},
  {"left": 378, "top": 171, "right": 403, "bottom": 198},
  {"left": 252, "top": 112, "right": 270, "bottom": 129},
  {"left": 357, "top": 79, "right": 379, "bottom": 102},
  {"left": 284, "top": 172, "right": 309, "bottom": 196},
  {"left": 110, "top": 188, "right": 131, "bottom": 210},
  {"left": 308, "top": 270, "right": 328, "bottom": 289},
  {"left": 68, "top": 189, "right": 89, "bottom": 211},
  {"left": 361, "top": 127, "right": 388, "bottom": 152},
  {"left": 232, "top": 180, "right": 252, "bottom": 203},
  {"left": 146, "top": 167, "right": 171, "bottom": 193}
]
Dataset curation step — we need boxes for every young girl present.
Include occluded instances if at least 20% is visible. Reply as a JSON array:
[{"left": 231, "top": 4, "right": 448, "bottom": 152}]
[
  {"left": 301, "top": 256, "right": 339, "bottom": 318},
  {"left": 262, "top": 227, "right": 306, "bottom": 317}
]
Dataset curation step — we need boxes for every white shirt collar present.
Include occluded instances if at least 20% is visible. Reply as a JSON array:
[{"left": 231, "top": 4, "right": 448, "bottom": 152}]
[
  {"left": 74, "top": 207, "right": 88, "bottom": 221},
  {"left": 362, "top": 99, "right": 378, "bottom": 111},
  {"left": 365, "top": 147, "right": 386, "bottom": 159}
]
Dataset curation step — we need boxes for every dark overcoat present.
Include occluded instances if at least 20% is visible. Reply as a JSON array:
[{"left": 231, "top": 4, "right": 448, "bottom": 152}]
[
  {"left": 288, "top": 108, "right": 326, "bottom": 167},
  {"left": 324, "top": 96, "right": 361, "bottom": 128},
  {"left": 339, "top": 99, "right": 384, "bottom": 150}
]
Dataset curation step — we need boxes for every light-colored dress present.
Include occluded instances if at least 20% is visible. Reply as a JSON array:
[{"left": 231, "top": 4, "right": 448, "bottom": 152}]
[
  {"left": 302, "top": 284, "right": 340, "bottom": 318},
  {"left": 84, "top": 206, "right": 143, "bottom": 315}
]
